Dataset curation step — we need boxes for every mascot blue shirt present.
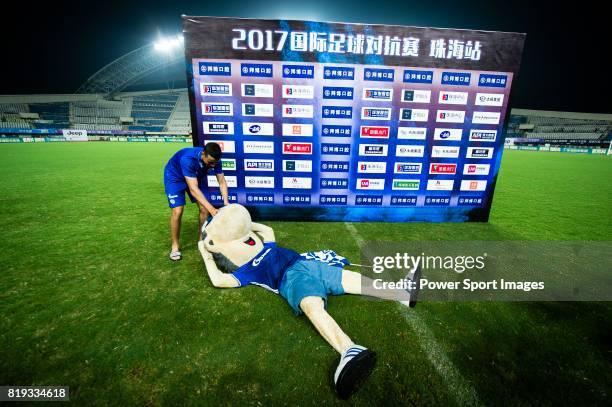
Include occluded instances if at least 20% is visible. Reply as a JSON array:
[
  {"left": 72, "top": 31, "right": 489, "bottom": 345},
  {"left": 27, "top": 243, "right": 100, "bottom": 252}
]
[{"left": 231, "top": 242, "right": 301, "bottom": 292}]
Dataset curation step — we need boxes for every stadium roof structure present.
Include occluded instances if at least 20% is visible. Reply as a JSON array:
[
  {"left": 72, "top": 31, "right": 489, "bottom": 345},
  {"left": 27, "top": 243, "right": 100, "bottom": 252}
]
[{"left": 75, "top": 40, "right": 184, "bottom": 98}]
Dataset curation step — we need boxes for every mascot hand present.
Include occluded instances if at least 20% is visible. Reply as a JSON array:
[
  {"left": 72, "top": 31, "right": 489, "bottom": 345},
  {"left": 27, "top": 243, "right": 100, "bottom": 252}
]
[{"left": 197, "top": 240, "right": 213, "bottom": 260}]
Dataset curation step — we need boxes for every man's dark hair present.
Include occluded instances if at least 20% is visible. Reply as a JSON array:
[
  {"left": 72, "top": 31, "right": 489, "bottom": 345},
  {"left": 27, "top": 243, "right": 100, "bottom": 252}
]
[{"left": 204, "top": 142, "right": 222, "bottom": 160}]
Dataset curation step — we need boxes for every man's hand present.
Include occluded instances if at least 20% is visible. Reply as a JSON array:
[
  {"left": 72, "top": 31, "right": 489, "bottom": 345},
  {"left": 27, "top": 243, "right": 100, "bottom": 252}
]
[{"left": 209, "top": 207, "right": 219, "bottom": 216}]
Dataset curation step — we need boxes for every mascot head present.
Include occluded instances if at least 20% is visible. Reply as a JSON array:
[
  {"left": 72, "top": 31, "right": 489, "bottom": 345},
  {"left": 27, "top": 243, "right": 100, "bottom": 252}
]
[{"left": 201, "top": 204, "right": 264, "bottom": 272}]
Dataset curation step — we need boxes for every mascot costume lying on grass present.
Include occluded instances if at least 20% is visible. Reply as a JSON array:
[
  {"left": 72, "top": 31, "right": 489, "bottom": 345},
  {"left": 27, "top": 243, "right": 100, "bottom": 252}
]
[{"left": 198, "top": 204, "right": 420, "bottom": 399}]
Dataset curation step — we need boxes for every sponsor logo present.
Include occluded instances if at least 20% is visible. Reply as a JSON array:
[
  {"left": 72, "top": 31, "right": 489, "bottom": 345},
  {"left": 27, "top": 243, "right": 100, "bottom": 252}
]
[
  {"left": 242, "top": 122, "right": 274, "bottom": 136},
  {"left": 362, "top": 88, "right": 393, "bottom": 101},
  {"left": 357, "top": 178, "right": 385, "bottom": 190},
  {"left": 322, "top": 125, "right": 352, "bottom": 137},
  {"left": 207, "top": 175, "right": 238, "bottom": 188},
  {"left": 472, "top": 111, "right": 501, "bottom": 124},
  {"left": 357, "top": 162, "right": 387, "bottom": 174},
  {"left": 475, "top": 93, "right": 504, "bottom": 106},
  {"left": 362, "top": 107, "right": 392, "bottom": 120},
  {"left": 243, "top": 141, "right": 274, "bottom": 154},
  {"left": 463, "top": 164, "right": 490, "bottom": 175},
  {"left": 283, "top": 142, "right": 312, "bottom": 155},
  {"left": 282, "top": 177, "right": 312, "bottom": 189},
  {"left": 246, "top": 193, "right": 274, "bottom": 204},
  {"left": 202, "top": 103, "right": 233, "bottom": 116},
  {"left": 282, "top": 123, "right": 313, "bottom": 137},
  {"left": 321, "top": 161, "right": 350, "bottom": 172},
  {"left": 436, "top": 110, "right": 465, "bottom": 123},
  {"left": 320, "top": 195, "right": 348, "bottom": 205},
  {"left": 322, "top": 143, "right": 350, "bottom": 155},
  {"left": 322, "top": 106, "right": 352, "bottom": 119},
  {"left": 429, "top": 163, "right": 457, "bottom": 174},
  {"left": 427, "top": 179, "right": 454, "bottom": 191},
  {"left": 403, "top": 70, "right": 434, "bottom": 83},
  {"left": 401, "top": 89, "right": 431, "bottom": 103},
  {"left": 283, "top": 160, "right": 313, "bottom": 172},
  {"left": 425, "top": 196, "right": 451, "bottom": 206},
  {"left": 358, "top": 144, "right": 388, "bottom": 156},
  {"left": 244, "top": 159, "right": 274, "bottom": 171},
  {"left": 478, "top": 74, "right": 508, "bottom": 88},
  {"left": 205, "top": 140, "right": 235, "bottom": 153},
  {"left": 438, "top": 91, "right": 468, "bottom": 105},
  {"left": 364, "top": 68, "right": 394, "bottom": 81},
  {"left": 200, "top": 83, "right": 232, "bottom": 96},
  {"left": 282, "top": 85, "right": 314, "bottom": 99},
  {"left": 323, "top": 86, "right": 354, "bottom": 100},
  {"left": 390, "top": 196, "right": 418, "bottom": 206},
  {"left": 240, "top": 63, "right": 273, "bottom": 77},
  {"left": 396, "top": 145, "right": 425, "bottom": 157},
  {"left": 360, "top": 126, "right": 390, "bottom": 138},
  {"left": 198, "top": 62, "right": 231, "bottom": 76},
  {"left": 323, "top": 66, "right": 355, "bottom": 80},
  {"left": 253, "top": 249, "right": 272, "bottom": 266},
  {"left": 283, "top": 104, "right": 314, "bottom": 118},
  {"left": 467, "top": 147, "right": 494, "bottom": 158},
  {"left": 320, "top": 178, "right": 349, "bottom": 189},
  {"left": 394, "top": 163, "right": 422, "bottom": 174},
  {"left": 203, "top": 122, "right": 234, "bottom": 135},
  {"left": 469, "top": 129, "right": 497, "bottom": 142},
  {"left": 221, "top": 159, "right": 236, "bottom": 171},
  {"left": 458, "top": 196, "right": 484, "bottom": 206},
  {"left": 245, "top": 176, "right": 275, "bottom": 188},
  {"left": 431, "top": 146, "right": 460, "bottom": 158},
  {"left": 283, "top": 194, "right": 312, "bottom": 204},
  {"left": 434, "top": 128, "right": 463, "bottom": 141},
  {"left": 392, "top": 179, "right": 420, "bottom": 190},
  {"left": 242, "top": 103, "right": 274, "bottom": 117},
  {"left": 460, "top": 180, "right": 487, "bottom": 191},
  {"left": 441, "top": 72, "right": 471, "bottom": 86},
  {"left": 282, "top": 64, "right": 315, "bottom": 78},
  {"left": 400, "top": 109, "right": 429, "bottom": 122},
  {"left": 397, "top": 127, "right": 427, "bottom": 140},
  {"left": 242, "top": 84, "right": 274, "bottom": 98},
  {"left": 355, "top": 195, "right": 384, "bottom": 206}
]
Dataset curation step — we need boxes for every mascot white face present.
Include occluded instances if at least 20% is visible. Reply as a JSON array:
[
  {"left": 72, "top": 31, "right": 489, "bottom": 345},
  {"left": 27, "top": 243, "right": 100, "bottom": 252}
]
[{"left": 201, "top": 204, "right": 264, "bottom": 271}]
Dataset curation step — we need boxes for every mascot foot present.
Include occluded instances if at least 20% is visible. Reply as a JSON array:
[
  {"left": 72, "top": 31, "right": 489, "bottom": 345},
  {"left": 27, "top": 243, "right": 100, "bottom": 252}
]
[{"left": 334, "top": 345, "right": 377, "bottom": 399}]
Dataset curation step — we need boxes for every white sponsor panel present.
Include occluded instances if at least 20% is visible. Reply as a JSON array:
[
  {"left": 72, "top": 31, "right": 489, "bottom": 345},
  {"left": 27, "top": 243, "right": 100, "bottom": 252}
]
[
  {"left": 282, "top": 160, "right": 313, "bottom": 172},
  {"left": 357, "top": 162, "right": 387, "bottom": 174},
  {"left": 466, "top": 147, "right": 495, "bottom": 159},
  {"left": 201, "top": 102, "right": 233, "bottom": 116},
  {"left": 283, "top": 104, "right": 314, "bottom": 118},
  {"left": 401, "top": 89, "right": 431, "bottom": 103},
  {"left": 434, "top": 128, "right": 463, "bottom": 141},
  {"left": 205, "top": 139, "right": 235, "bottom": 153},
  {"left": 436, "top": 110, "right": 465, "bottom": 123},
  {"left": 358, "top": 144, "right": 389, "bottom": 156},
  {"left": 460, "top": 180, "right": 488, "bottom": 191},
  {"left": 282, "top": 85, "right": 314, "bottom": 99},
  {"left": 396, "top": 144, "right": 425, "bottom": 157},
  {"left": 394, "top": 162, "right": 422, "bottom": 174},
  {"left": 427, "top": 179, "right": 454, "bottom": 191},
  {"left": 244, "top": 159, "right": 275, "bottom": 171},
  {"left": 207, "top": 175, "right": 238, "bottom": 188},
  {"left": 463, "top": 163, "right": 491, "bottom": 175},
  {"left": 438, "top": 91, "right": 469, "bottom": 105},
  {"left": 243, "top": 141, "right": 274, "bottom": 154},
  {"left": 200, "top": 83, "right": 232, "bottom": 96},
  {"left": 431, "top": 146, "right": 460, "bottom": 158},
  {"left": 245, "top": 176, "right": 275, "bottom": 188},
  {"left": 242, "top": 103, "right": 274, "bottom": 117},
  {"left": 62, "top": 129, "right": 88, "bottom": 141},
  {"left": 242, "top": 122, "right": 274, "bottom": 136},
  {"left": 361, "top": 107, "right": 392, "bottom": 120},
  {"left": 399, "top": 108, "right": 429, "bottom": 122},
  {"left": 282, "top": 177, "right": 312, "bottom": 189},
  {"left": 356, "top": 178, "right": 385, "bottom": 190},
  {"left": 203, "top": 121, "right": 234, "bottom": 135},
  {"left": 397, "top": 127, "right": 427, "bottom": 140},
  {"left": 362, "top": 88, "right": 393, "bottom": 101},
  {"left": 475, "top": 93, "right": 505, "bottom": 106},
  {"left": 472, "top": 111, "right": 501, "bottom": 124},
  {"left": 469, "top": 129, "right": 498, "bottom": 142},
  {"left": 241, "top": 84, "right": 273, "bottom": 98},
  {"left": 282, "top": 123, "right": 313, "bottom": 137}
]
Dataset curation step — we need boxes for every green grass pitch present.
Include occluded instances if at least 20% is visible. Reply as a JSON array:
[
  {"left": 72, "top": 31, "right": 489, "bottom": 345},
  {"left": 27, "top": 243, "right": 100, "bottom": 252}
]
[{"left": 0, "top": 143, "right": 610, "bottom": 405}]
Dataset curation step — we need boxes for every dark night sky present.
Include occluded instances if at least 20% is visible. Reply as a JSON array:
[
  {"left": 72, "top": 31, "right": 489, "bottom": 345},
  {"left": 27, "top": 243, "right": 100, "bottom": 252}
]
[{"left": 1, "top": 0, "right": 608, "bottom": 113}]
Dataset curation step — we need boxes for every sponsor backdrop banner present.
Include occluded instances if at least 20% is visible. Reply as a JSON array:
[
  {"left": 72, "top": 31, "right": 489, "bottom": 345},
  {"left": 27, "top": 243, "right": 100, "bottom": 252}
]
[{"left": 183, "top": 16, "right": 525, "bottom": 221}]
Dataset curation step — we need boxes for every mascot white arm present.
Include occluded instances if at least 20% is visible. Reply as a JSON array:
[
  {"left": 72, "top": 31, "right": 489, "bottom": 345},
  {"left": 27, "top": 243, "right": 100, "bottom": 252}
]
[{"left": 197, "top": 204, "right": 420, "bottom": 399}]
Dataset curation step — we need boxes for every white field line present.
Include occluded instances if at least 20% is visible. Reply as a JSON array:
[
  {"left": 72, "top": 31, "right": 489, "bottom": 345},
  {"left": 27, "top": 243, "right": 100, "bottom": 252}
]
[{"left": 343, "top": 222, "right": 483, "bottom": 407}]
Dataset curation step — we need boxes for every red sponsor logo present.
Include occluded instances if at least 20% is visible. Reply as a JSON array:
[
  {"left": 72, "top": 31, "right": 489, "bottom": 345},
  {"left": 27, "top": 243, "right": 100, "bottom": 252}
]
[
  {"left": 467, "top": 164, "right": 477, "bottom": 173},
  {"left": 283, "top": 143, "right": 312, "bottom": 154},
  {"left": 360, "top": 180, "right": 370, "bottom": 187},
  {"left": 360, "top": 126, "right": 389, "bottom": 138},
  {"left": 430, "top": 163, "right": 456, "bottom": 174}
]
